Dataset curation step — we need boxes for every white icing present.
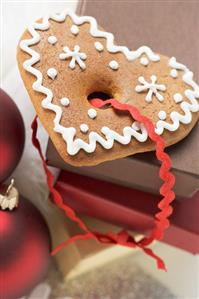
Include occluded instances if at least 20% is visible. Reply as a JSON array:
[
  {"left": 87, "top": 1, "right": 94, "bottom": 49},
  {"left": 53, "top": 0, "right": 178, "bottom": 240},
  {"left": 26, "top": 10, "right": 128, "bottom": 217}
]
[
  {"left": 170, "top": 69, "right": 178, "bottom": 78},
  {"left": 100, "top": 123, "right": 147, "bottom": 144},
  {"left": 155, "top": 60, "right": 199, "bottom": 135},
  {"left": 80, "top": 123, "right": 89, "bottom": 133},
  {"left": 173, "top": 93, "right": 183, "bottom": 103},
  {"left": 140, "top": 57, "right": 149, "bottom": 66},
  {"left": 59, "top": 45, "right": 87, "bottom": 70},
  {"left": 158, "top": 110, "right": 167, "bottom": 120},
  {"left": 59, "top": 122, "right": 147, "bottom": 155},
  {"left": 19, "top": 10, "right": 198, "bottom": 155},
  {"left": 47, "top": 68, "right": 57, "bottom": 80},
  {"left": 47, "top": 35, "right": 57, "bottom": 45},
  {"left": 94, "top": 41, "right": 104, "bottom": 52},
  {"left": 70, "top": 24, "right": 79, "bottom": 35},
  {"left": 109, "top": 60, "right": 119, "bottom": 70},
  {"left": 88, "top": 108, "right": 97, "bottom": 119},
  {"left": 135, "top": 75, "right": 166, "bottom": 102},
  {"left": 60, "top": 97, "right": 70, "bottom": 106},
  {"left": 169, "top": 57, "right": 189, "bottom": 72}
]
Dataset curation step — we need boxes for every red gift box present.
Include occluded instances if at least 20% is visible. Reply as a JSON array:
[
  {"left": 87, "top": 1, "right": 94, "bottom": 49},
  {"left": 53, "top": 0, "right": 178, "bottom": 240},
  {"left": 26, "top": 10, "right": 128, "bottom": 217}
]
[{"left": 55, "top": 170, "right": 199, "bottom": 254}]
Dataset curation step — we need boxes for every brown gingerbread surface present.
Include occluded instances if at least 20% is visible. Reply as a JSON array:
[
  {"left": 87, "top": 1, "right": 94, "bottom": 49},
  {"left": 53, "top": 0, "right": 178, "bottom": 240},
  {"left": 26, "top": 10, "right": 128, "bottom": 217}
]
[{"left": 17, "top": 12, "right": 199, "bottom": 166}]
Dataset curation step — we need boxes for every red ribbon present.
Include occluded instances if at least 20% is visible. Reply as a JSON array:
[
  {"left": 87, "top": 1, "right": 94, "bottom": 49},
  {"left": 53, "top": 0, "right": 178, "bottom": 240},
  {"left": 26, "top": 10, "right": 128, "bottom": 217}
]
[{"left": 31, "top": 98, "right": 176, "bottom": 271}]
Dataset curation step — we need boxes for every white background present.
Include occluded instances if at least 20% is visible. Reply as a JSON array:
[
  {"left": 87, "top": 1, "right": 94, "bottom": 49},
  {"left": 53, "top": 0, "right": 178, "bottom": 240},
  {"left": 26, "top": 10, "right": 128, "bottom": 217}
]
[{"left": 1, "top": 1, "right": 199, "bottom": 298}]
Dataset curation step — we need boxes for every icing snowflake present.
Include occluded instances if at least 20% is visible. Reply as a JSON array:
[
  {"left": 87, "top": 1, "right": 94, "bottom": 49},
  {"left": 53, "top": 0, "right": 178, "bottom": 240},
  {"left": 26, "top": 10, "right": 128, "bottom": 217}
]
[
  {"left": 135, "top": 75, "right": 166, "bottom": 102},
  {"left": 59, "top": 45, "right": 87, "bottom": 70}
]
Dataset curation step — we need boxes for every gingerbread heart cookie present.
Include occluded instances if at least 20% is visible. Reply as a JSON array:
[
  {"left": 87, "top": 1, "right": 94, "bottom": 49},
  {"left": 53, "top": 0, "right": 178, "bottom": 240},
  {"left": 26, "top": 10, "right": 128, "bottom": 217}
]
[{"left": 17, "top": 10, "right": 199, "bottom": 166}]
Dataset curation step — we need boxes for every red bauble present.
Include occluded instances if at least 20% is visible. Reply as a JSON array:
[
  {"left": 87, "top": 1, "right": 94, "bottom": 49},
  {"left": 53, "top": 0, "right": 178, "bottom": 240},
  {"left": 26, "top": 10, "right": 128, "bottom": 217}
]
[
  {"left": 0, "top": 191, "right": 51, "bottom": 299},
  {"left": 0, "top": 89, "right": 25, "bottom": 182}
]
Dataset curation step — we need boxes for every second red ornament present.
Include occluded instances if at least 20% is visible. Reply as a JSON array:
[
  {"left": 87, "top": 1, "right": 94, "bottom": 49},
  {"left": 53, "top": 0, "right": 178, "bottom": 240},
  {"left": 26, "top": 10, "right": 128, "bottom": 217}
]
[{"left": 0, "top": 181, "right": 51, "bottom": 299}]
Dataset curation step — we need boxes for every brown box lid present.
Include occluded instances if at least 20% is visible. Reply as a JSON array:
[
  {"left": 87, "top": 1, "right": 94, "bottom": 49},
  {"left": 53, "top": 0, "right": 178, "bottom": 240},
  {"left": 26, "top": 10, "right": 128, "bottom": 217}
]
[
  {"left": 77, "top": 0, "right": 199, "bottom": 79},
  {"left": 46, "top": 0, "right": 199, "bottom": 197}
]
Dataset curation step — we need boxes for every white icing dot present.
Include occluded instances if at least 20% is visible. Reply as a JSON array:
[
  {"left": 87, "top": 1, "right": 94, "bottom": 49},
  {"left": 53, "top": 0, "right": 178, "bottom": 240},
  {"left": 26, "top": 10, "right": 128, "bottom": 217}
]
[
  {"left": 170, "top": 69, "right": 178, "bottom": 78},
  {"left": 60, "top": 97, "right": 70, "bottom": 106},
  {"left": 173, "top": 93, "right": 183, "bottom": 103},
  {"left": 47, "top": 68, "right": 57, "bottom": 80},
  {"left": 88, "top": 108, "right": 97, "bottom": 119},
  {"left": 48, "top": 35, "right": 57, "bottom": 45},
  {"left": 158, "top": 110, "right": 167, "bottom": 120},
  {"left": 140, "top": 57, "right": 149, "bottom": 66},
  {"left": 80, "top": 124, "right": 89, "bottom": 133},
  {"left": 94, "top": 41, "right": 104, "bottom": 52},
  {"left": 109, "top": 60, "right": 119, "bottom": 70},
  {"left": 70, "top": 25, "right": 79, "bottom": 35}
]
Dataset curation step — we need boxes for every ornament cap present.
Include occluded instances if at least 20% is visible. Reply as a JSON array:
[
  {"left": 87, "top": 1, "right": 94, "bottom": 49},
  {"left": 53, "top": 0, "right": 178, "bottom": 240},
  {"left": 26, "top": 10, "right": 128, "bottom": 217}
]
[{"left": 0, "top": 179, "right": 19, "bottom": 210}]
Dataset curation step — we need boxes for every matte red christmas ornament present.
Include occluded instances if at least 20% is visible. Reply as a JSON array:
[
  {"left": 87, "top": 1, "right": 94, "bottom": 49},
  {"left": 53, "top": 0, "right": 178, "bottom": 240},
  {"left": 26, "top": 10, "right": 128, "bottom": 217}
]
[
  {"left": 0, "top": 180, "right": 51, "bottom": 299},
  {"left": 0, "top": 89, "right": 25, "bottom": 182}
]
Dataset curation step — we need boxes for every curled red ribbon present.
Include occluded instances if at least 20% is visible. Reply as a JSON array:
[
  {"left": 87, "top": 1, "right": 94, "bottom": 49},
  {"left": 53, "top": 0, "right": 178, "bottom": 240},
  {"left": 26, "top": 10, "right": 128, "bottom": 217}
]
[{"left": 31, "top": 98, "right": 175, "bottom": 271}]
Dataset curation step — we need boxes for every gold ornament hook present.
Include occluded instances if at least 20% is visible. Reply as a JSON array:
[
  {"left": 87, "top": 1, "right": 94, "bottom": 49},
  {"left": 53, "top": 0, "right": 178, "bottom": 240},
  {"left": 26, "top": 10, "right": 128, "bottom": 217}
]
[{"left": 5, "top": 179, "right": 15, "bottom": 196}]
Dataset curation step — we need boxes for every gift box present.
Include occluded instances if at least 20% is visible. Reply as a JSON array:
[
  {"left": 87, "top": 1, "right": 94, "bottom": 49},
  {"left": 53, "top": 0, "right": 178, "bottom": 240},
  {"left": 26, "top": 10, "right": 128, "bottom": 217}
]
[
  {"left": 54, "top": 170, "right": 199, "bottom": 255},
  {"left": 46, "top": 0, "right": 199, "bottom": 198}
]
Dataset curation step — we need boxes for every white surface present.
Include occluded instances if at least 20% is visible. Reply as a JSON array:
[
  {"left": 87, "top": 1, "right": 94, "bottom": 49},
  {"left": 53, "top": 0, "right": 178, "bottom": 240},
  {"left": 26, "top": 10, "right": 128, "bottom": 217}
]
[
  {"left": 1, "top": 2, "right": 199, "bottom": 298},
  {"left": 135, "top": 242, "right": 199, "bottom": 299},
  {"left": 20, "top": 282, "right": 72, "bottom": 299}
]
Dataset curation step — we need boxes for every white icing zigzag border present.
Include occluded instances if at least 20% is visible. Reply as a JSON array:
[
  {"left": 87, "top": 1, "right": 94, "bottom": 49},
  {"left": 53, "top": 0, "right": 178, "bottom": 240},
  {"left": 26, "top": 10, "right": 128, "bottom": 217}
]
[{"left": 155, "top": 57, "right": 199, "bottom": 135}]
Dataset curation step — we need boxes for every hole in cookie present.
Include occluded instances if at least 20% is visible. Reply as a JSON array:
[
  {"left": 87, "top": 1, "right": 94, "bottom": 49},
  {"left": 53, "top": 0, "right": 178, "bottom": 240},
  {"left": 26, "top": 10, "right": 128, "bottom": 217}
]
[{"left": 87, "top": 91, "right": 112, "bottom": 109}]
